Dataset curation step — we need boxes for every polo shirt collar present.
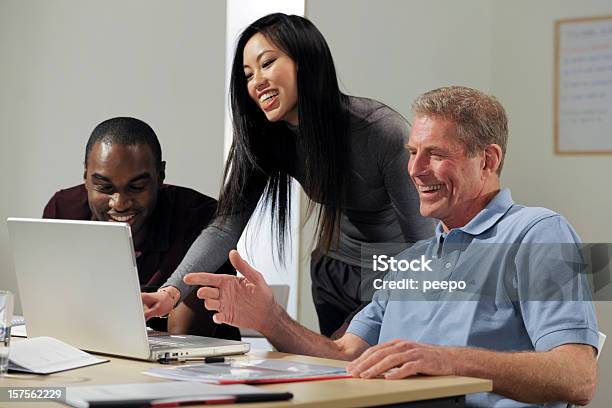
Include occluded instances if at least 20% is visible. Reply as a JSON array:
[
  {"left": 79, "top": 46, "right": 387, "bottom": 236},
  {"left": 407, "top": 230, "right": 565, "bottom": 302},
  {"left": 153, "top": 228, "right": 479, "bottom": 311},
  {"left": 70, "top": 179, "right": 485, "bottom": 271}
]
[{"left": 434, "top": 188, "right": 514, "bottom": 240}]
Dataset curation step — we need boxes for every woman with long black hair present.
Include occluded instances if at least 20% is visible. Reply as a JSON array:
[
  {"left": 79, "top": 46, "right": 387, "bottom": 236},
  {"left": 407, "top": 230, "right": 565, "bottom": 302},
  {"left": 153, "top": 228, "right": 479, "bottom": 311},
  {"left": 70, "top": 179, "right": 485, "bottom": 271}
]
[{"left": 143, "top": 13, "right": 432, "bottom": 337}]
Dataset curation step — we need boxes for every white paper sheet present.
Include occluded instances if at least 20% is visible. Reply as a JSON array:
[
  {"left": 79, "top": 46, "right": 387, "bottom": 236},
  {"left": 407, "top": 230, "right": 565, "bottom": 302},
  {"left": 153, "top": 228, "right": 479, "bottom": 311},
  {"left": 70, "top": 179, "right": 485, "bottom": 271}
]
[
  {"left": 9, "top": 336, "right": 108, "bottom": 374},
  {"left": 65, "top": 381, "right": 272, "bottom": 408},
  {"left": 144, "top": 359, "right": 347, "bottom": 383}
]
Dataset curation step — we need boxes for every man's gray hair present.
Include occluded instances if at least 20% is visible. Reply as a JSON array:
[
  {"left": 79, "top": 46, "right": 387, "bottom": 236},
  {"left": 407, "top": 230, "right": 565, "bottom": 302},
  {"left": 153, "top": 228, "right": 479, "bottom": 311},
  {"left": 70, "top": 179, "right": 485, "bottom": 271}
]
[{"left": 411, "top": 86, "right": 508, "bottom": 174}]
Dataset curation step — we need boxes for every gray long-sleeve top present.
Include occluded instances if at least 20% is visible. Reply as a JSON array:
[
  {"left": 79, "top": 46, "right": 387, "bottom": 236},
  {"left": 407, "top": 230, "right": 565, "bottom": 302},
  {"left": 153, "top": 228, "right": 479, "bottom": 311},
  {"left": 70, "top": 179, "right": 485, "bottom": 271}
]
[{"left": 165, "top": 96, "right": 434, "bottom": 299}]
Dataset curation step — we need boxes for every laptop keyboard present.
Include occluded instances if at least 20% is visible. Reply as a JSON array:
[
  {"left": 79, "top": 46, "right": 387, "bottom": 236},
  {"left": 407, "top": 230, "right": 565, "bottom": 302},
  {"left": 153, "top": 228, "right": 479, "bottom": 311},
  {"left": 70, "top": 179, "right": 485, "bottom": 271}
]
[
  {"left": 148, "top": 336, "right": 203, "bottom": 350},
  {"left": 147, "top": 331, "right": 234, "bottom": 350}
]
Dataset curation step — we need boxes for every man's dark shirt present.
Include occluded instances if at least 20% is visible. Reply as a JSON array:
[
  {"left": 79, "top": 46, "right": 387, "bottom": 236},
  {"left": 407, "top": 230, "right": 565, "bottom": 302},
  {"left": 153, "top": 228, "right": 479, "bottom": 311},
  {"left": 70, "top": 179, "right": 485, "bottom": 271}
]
[{"left": 43, "top": 183, "right": 239, "bottom": 340}]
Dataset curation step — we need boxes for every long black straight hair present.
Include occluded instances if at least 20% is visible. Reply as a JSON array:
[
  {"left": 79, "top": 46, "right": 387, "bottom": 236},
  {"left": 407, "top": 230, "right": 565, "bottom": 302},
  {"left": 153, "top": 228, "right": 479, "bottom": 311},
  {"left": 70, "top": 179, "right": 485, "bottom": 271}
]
[{"left": 218, "top": 13, "right": 350, "bottom": 260}]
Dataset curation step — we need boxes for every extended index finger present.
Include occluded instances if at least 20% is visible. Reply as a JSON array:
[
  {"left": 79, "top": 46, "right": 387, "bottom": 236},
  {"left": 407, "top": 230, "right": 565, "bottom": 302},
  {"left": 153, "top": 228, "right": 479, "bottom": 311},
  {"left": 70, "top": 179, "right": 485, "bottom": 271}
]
[{"left": 184, "top": 272, "right": 228, "bottom": 287}]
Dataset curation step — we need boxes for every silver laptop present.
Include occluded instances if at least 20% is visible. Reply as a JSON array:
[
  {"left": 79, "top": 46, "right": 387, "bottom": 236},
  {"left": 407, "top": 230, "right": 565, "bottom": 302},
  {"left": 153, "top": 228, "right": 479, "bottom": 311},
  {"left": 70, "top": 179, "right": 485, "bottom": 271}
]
[{"left": 7, "top": 217, "right": 249, "bottom": 361}]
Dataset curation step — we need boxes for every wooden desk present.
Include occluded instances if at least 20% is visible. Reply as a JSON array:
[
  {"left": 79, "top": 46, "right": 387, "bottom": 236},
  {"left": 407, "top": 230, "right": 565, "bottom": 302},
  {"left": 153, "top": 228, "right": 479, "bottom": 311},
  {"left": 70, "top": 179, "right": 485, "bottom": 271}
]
[{"left": 0, "top": 349, "right": 492, "bottom": 407}]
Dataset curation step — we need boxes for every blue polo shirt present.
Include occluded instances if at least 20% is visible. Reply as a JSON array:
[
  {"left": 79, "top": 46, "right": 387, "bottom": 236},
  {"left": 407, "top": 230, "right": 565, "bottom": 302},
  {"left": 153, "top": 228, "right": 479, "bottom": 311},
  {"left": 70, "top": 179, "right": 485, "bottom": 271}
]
[{"left": 347, "top": 189, "right": 599, "bottom": 408}]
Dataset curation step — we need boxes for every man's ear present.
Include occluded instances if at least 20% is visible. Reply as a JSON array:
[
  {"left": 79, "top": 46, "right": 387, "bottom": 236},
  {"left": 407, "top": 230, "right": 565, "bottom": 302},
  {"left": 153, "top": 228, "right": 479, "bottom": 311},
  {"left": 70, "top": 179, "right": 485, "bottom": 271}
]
[
  {"left": 158, "top": 161, "right": 166, "bottom": 184},
  {"left": 483, "top": 144, "right": 502, "bottom": 174},
  {"left": 83, "top": 165, "right": 87, "bottom": 182}
]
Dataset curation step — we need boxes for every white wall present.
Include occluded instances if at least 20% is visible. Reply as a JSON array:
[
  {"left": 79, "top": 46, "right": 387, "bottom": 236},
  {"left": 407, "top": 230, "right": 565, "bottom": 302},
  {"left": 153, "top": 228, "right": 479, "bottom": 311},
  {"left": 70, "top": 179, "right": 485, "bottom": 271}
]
[
  {"left": 0, "top": 0, "right": 227, "bottom": 313},
  {"left": 306, "top": 0, "right": 493, "bottom": 119}
]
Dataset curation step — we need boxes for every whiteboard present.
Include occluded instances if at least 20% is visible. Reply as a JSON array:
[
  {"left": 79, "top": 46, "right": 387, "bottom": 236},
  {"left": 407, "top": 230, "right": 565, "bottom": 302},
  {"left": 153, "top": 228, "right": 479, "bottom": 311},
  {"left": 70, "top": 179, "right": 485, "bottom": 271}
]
[{"left": 555, "top": 16, "right": 612, "bottom": 154}]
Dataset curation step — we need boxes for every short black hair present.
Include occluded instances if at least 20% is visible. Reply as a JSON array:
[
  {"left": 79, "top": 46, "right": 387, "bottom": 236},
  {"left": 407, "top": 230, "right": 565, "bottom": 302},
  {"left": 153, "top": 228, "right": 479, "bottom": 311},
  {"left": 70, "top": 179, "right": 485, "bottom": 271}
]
[{"left": 84, "top": 117, "right": 162, "bottom": 167}]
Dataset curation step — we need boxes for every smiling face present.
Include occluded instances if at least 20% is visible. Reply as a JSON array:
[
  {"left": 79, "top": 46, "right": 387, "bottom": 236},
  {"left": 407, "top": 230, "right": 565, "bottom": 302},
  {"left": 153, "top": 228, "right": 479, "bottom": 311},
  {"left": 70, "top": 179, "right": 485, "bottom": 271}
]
[
  {"left": 407, "top": 115, "right": 498, "bottom": 231},
  {"left": 243, "top": 32, "right": 299, "bottom": 125},
  {"left": 84, "top": 142, "right": 163, "bottom": 247}
]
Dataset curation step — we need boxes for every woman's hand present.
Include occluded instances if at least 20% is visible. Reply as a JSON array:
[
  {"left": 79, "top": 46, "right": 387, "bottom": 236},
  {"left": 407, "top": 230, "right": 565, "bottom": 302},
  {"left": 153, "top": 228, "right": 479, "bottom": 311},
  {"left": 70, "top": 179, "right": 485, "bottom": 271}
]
[{"left": 141, "top": 287, "right": 178, "bottom": 320}]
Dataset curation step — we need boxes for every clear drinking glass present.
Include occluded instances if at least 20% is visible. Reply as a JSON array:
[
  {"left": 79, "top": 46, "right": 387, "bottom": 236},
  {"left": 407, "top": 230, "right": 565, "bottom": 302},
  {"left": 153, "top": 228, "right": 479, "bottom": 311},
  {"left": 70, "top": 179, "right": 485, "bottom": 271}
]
[{"left": 0, "top": 290, "right": 14, "bottom": 375}]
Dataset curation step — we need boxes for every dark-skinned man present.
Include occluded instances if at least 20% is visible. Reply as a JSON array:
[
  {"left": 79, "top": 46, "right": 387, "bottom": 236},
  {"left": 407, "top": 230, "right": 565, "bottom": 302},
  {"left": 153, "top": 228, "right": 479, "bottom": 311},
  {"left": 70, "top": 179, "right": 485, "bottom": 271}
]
[{"left": 43, "top": 117, "right": 239, "bottom": 340}]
